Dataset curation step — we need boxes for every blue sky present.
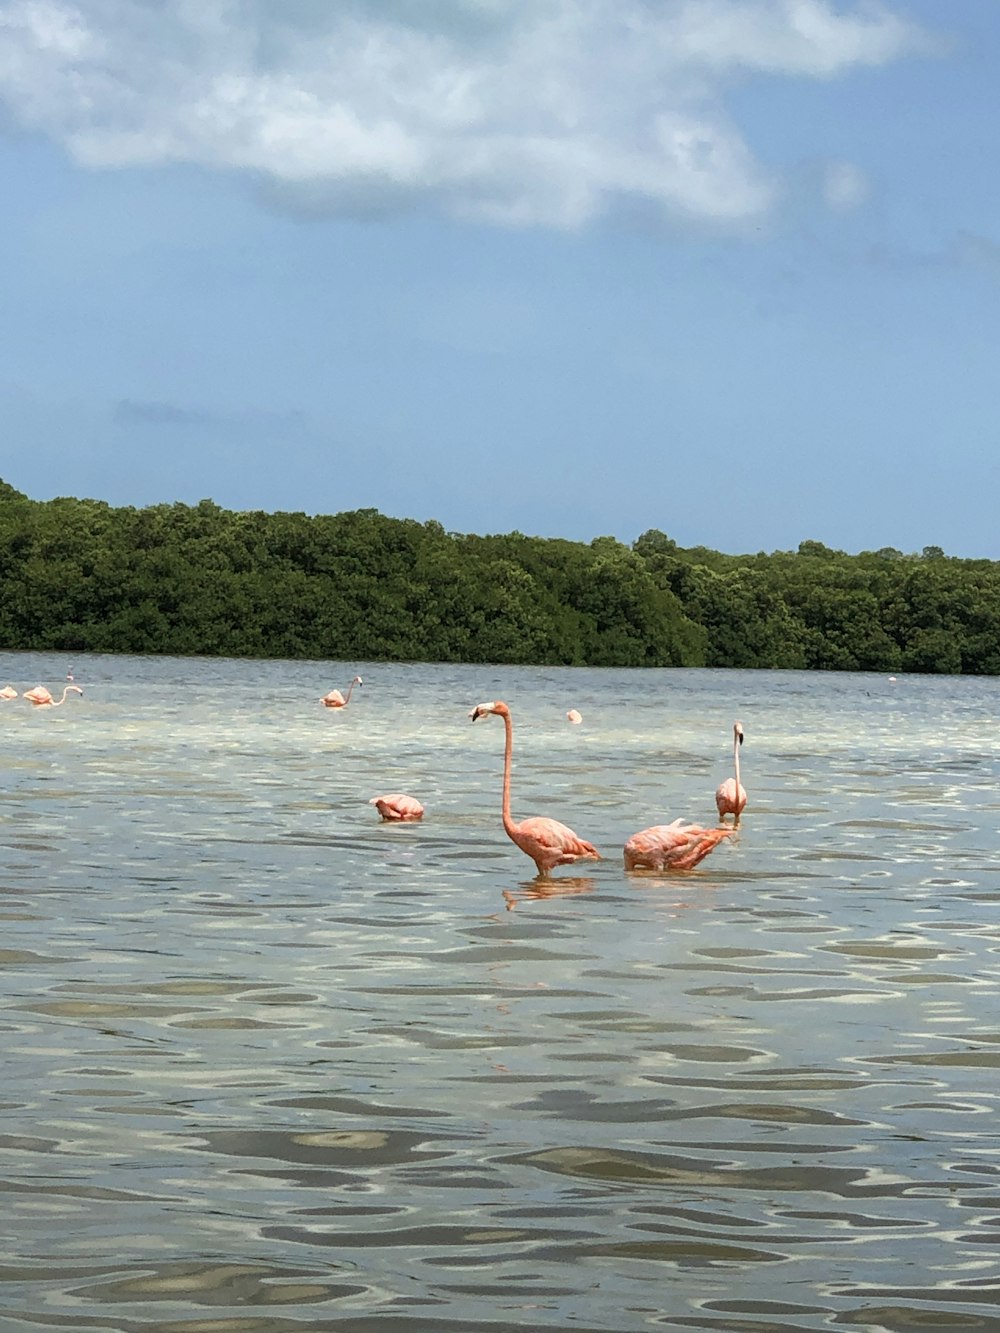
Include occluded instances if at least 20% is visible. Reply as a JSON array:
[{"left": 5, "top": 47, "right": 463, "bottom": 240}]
[{"left": 1, "top": 0, "right": 997, "bottom": 557}]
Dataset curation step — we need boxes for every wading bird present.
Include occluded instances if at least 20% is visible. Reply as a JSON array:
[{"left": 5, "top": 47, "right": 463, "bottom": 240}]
[
  {"left": 369, "top": 794, "right": 424, "bottom": 822},
  {"left": 624, "top": 818, "right": 733, "bottom": 872},
  {"left": 715, "top": 720, "right": 747, "bottom": 825},
  {"left": 320, "top": 676, "right": 362, "bottom": 708},
  {"left": 566, "top": 709, "right": 582, "bottom": 724},
  {"left": 23, "top": 684, "right": 84, "bottom": 708},
  {"left": 470, "top": 700, "right": 600, "bottom": 877},
  {"left": 0, "top": 685, "right": 17, "bottom": 699}
]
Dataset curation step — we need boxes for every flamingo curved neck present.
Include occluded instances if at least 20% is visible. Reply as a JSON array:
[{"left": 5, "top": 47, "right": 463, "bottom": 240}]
[
  {"left": 499, "top": 708, "right": 518, "bottom": 837},
  {"left": 343, "top": 680, "right": 357, "bottom": 705},
  {"left": 733, "top": 733, "right": 741, "bottom": 790}
]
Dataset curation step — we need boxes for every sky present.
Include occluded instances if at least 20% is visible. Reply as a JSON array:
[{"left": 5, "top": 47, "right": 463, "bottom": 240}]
[{"left": 1, "top": 0, "right": 998, "bottom": 558}]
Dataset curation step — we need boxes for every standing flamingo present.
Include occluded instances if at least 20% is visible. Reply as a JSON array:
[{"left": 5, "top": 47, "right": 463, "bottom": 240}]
[
  {"left": 23, "top": 684, "right": 84, "bottom": 708},
  {"left": 624, "top": 818, "right": 733, "bottom": 872},
  {"left": 715, "top": 721, "right": 747, "bottom": 825},
  {"left": 0, "top": 685, "right": 17, "bottom": 700},
  {"left": 369, "top": 794, "right": 424, "bottom": 822},
  {"left": 470, "top": 700, "right": 600, "bottom": 877},
  {"left": 320, "top": 676, "right": 362, "bottom": 708}
]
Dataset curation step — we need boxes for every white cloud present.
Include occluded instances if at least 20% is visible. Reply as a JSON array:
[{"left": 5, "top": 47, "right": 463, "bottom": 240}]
[{"left": 0, "top": 0, "right": 933, "bottom": 229}]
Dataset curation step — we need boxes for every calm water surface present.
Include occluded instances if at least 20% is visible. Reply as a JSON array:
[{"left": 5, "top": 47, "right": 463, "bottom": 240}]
[{"left": 2, "top": 653, "right": 1000, "bottom": 1332}]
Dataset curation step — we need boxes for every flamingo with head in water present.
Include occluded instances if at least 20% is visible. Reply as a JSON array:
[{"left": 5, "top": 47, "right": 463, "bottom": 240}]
[
  {"left": 23, "top": 684, "right": 83, "bottom": 708},
  {"left": 0, "top": 685, "right": 17, "bottom": 700},
  {"left": 624, "top": 818, "right": 733, "bottom": 872},
  {"left": 320, "top": 676, "right": 362, "bottom": 708},
  {"left": 715, "top": 721, "right": 747, "bottom": 825},
  {"left": 369, "top": 794, "right": 424, "bottom": 822},
  {"left": 470, "top": 700, "right": 600, "bottom": 877}
]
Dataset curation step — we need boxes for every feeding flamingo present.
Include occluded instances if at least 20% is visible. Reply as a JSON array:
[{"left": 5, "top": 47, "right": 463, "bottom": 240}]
[
  {"left": 320, "top": 676, "right": 362, "bottom": 708},
  {"left": 369, "top": 794, "right": 424, "bottom": 822},
  {"left": 715, "top": 720, "right": 747, "bottom": 825},
  {"left": 470, "top": 700, "right": 600, "bottom": 877},
  {"left": 0, "top": 685, "right": 17, "bottom": 700},
  {"left": 23, "top": 684, "right": 83, "bottom": 708},
  {"left": 624, "top": 818, "right": 733, "bottom": 872}
]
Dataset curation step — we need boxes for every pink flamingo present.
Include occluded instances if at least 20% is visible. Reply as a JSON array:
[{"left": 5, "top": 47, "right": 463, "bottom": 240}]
[
  {"left": 566, "top": 709, "right": 582, "bottom": 724},
  {"left": 0, "top": 685, "right": 17, "bottom": 700},
  {"left": 370, "top": 793, "right": 424, "bottom": 822},
  {"left": 23, "top": 684, "right": 84, "bottom": 708},
  {"left": 320, "top": 676, "right": 362, "bottom": 708},
  {"left": 470, "top": 700, "right": 600, "bottom": 877},
  {"left": 715, "top": 721, "right": 747, "bottom": 825},
  {"left": 624, "top": 818, "right": 733, "bottom": 872}
]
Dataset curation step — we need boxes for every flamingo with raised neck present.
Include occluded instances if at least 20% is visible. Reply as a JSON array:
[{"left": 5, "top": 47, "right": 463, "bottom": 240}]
[
  {"left": 470, "top": 700, "right": 600, "bottom": 878},
  {"left": 715, "top": 721, "right": 747, "bottom": 825}
]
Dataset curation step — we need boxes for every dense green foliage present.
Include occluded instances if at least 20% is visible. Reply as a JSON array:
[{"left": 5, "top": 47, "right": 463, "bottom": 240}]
[{"left": 0, "top": 481, "right": 994, "bottom": 673}]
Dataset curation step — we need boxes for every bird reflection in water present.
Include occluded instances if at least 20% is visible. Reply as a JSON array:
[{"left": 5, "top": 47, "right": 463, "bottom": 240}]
[{"left": 502, "top": 876, "right": 597, "bottom": 912}]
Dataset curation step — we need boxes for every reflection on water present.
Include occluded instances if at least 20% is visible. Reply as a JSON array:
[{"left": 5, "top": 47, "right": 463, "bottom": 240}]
[{"left": 2, "top": 652, "right": 1000, "bottom": 1331}]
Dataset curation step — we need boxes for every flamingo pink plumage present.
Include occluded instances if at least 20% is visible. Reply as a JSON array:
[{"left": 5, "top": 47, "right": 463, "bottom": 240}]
[
  {"left": 624, "top": 818, "right": 734, "bottom": 872},
  {"left": 566, "top": 709, "right": 582, "bottom": 724},
  {"left": 369, "top": 793, "right": 424, "bottom": 822},
  {"left": 0, "top": 685, "right": 17, "bottom": 700},
  {"left": 320, "top": 676, "right": 362, "bottom": 708},
  {"left": 23, "top": 684, "right": 83, "bottom": 707},
  {"left": 715, "top": 720, "right": 747, "bottom": 825},
  {"left": 470, "top": 700, "right": 600, "bottom": 877}
]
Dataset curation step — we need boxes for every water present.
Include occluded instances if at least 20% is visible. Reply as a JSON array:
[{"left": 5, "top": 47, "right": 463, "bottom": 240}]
[{"left": 2, "top": 652, "right": 1000, "bottom": 1332}]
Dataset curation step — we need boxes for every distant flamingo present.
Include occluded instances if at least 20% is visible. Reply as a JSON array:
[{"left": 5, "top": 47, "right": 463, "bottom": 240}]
[
  {"left": 715, "top": 720, "right": 747, "bottom": 825},
  {"left": 0, "top": 685, "right": 17, "bottom": 700},
  {"left": 320, "top": 676, "right": 362, "bottom": 708},
  {"left": 369, "top": 794, "right": 424, "bottom": 822},
  {"left": 23, "top": 684, "right": 83, "bottom": 708},
  {"left": 624, "top": 818, "right": 734, "bottom": 872},
  {"left": 566, "top": 709, "right": 582, "bottom": 724},
  {"left": 470, "top": 700, "right": 600, "bottom": 877}
]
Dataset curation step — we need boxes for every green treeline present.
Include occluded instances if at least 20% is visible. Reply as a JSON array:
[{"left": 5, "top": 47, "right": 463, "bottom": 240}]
[{"left": 0, "top": 478, "right": 996, "bottom": 674}]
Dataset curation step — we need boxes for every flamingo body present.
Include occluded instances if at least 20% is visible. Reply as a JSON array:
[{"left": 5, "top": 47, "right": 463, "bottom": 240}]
[
  {"left": 471, "top": 700, "right": 600, "bottom": 877},
  {"left": 24, "top": 684, "right": 83, "bottom": 708},
  {"left": 321, "top": 676, "right": 362, "bottom": 708},
  {"left": 370, "top": 794, "right": 424, "bottom": 822},
  {"left": 0, "top": 685, "right": 17, "bottom": 700},
  {"left": 505, "top": 814, "right": 600, "bottom": 876},
  {"left": 566, "top": 709, "right": 582, "bottom": 724},
  {"left": 624, "top": 819, "right": 733, "bottom": 872},
  {"left": 715, "top": 721, "right": 747, "bottom": 824}
]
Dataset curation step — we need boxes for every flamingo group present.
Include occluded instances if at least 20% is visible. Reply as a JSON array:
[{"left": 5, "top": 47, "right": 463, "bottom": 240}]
[
  {"left": 466, "top": 703, "right": 746, "bottom": 879},
  {"left": 3, "top": 659, "right": 747, "bottom": 885},
  {"left": 321, "top": 675, "right": 363, "bottom": 708}
]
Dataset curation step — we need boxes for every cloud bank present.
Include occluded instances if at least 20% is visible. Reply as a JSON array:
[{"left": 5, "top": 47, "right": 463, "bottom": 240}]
[{"left": 0, "top": 0, "right": 931, "bottom": 228}]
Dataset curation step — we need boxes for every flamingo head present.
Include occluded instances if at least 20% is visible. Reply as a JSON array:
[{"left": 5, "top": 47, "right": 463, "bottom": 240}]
[
  {"left": 735, "top": 721, "right": 744, "bottom": 745},
  {"left": 354, "top": 676, "right": 363, "bottom": 686},
  {"left": 469, "top": 701, "right": 500, "bottom": 722}
]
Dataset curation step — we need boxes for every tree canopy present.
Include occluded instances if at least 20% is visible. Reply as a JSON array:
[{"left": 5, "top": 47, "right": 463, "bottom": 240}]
[{"left": 0, "top": 483, "right": 990, "bottom": 674}]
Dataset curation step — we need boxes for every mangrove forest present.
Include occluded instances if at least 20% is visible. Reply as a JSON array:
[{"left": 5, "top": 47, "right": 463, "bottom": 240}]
[{"left": 0, "top": 478, "right": 996, "bottom": 674}]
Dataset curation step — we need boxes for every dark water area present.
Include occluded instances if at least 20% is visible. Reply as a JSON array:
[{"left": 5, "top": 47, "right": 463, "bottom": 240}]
[{"left": 2, "top": 653, "right": 999, "bottom": 1331}]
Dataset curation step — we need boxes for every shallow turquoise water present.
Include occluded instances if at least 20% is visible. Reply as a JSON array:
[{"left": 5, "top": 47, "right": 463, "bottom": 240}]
[{"left": 2, "top": 653, "right": 999, "bottom": 1331}]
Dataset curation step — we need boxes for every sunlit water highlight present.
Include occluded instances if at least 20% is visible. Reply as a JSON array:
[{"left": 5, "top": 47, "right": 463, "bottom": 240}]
[{"left": 2, "top": 652, "right": 1000, "bottom": 1332}]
